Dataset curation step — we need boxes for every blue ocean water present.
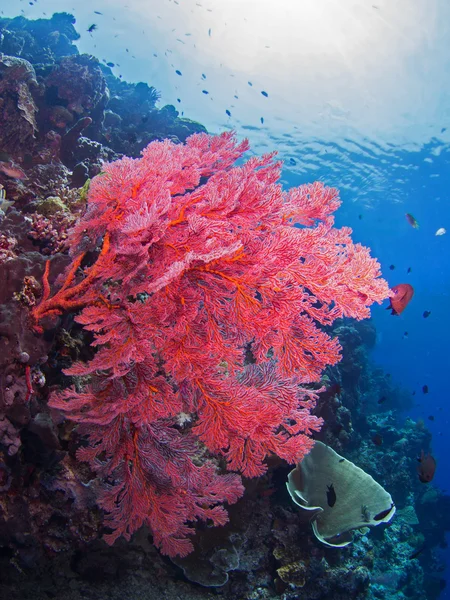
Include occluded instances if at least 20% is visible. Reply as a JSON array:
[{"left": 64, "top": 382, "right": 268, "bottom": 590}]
[{"left": 2, "top": 0, "right": 449, "bottom": 596}]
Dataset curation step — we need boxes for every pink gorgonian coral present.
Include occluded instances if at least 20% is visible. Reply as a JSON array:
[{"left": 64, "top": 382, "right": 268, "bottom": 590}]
[{"left": 31, "top": 131, "right": 390, "bottom": 556}]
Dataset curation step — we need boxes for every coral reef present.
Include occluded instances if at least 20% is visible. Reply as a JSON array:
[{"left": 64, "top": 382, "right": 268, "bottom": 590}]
[{"left": 0, "top": 11, "right": 447, "bottom": 600}]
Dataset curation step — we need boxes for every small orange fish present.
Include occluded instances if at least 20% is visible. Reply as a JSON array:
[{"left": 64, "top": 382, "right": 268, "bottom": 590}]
[
  {"left": 387, "top": 284, "right": 414, "bottom": 315},
  {"left": 417, "top": 450, "right": 436, "bottom": 483},
  {"left": 406, "top": 213, "right": 419, "bottom": 229}
]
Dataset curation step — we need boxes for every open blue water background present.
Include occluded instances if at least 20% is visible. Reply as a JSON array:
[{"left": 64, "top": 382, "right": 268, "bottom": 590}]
[{"left": 2, "top": 0, "right": 450, "bottom": 595}]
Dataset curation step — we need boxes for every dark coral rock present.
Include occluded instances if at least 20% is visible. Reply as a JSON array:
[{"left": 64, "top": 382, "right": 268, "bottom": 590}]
[
  {"left": 105, "top": 78, "right": 161, "bottom": 127},
  {"left": 4, "top": 163, "right": 71, "bottom": 210},
  {"left": 0, "top": 55, "right": 38, "bottom": 157},
  {"left": 0, "top": 13, "right": 79, "bottom": 64},
  {"left": 6, "top": 401, "right": 31, "bottom": 428},
  {"left": 27, "top": 413, "right": 60, "bottom": 451},
  {"left": 102, "top": 93, "right": 207, "bottom": 156},
  {"left": 61, "top": 132, "right": 117, "bottom": 173},
  {"left": 0, "top": 460, "right": 12, "bottom": 492},
  {"left": 45, "top": 54, "right": 108, "bottom": 118}
]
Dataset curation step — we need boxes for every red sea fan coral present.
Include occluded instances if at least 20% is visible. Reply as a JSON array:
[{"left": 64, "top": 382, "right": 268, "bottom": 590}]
[{"left": 31, "top": 131, "right": 390, "bottom": 556}]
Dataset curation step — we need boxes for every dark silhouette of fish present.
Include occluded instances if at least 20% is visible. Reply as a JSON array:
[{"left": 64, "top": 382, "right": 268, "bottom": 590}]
[
  {"left": 326, "top": 484, "right": 336, "bottom": 507},
  {"left": 417, "top": 451, "right": 436, "bottom": 483},
  {"left": 374, "top": 503, "right": 395, "bottom": 521},
  {"left": 423, "top": 311, "right": 431, "bottom": 319},
  {"left": 422, "top": 385, "right": 429, "bottom": 394},
  {"left": 405, "top": 213, "right": 419, "bottom": 229},
  {"left": 409, "top": 546, "right": 425, "bottom": 560},
  {"left": 87, "top": 24, "right": 97, "bottom": 33},
  {"left": 387, "top": 284, "right": 414, "bottom": 315}
]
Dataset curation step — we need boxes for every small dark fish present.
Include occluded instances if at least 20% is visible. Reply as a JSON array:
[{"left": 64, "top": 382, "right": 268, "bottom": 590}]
[
  {"left": 423, "top": 310, "right": 431, "bottom": 319},
  {"left": 94, "top": 10, "right": 103, "bottom": 15},
  {"left": 389, "top": 264, "right": 395, "bottom": 270},
  {"left": 377, "top": 396, "right": 387, "bottom": 404},
  {"left": 106, "top": 62, "right": 115, "bottom": 67},
  {"left": 289, "top": 158, "right": 296, "bottom": 166},
  {"left": 338, "top": 458, "right": 345, "bottom": 463},
  {"left": 261, "top": 90, "right": 268, "bottom": 97},
  {"left": 407, "top": 267, "right": 412, "bottom": 273},
  {"left": 428, "top": 415, "right": 434, "bottom": 421},
  {"left": 409, "top": 546, "right": 425, "bottom": 560},
  {"left": 248, "top": 81, "right": 253, "bottom": 86},
  {"left": 201, "top": 73, "right": 206, "bottom": 79},
  {"left": 260, "top": 117, "right": 264, "bottom": 124},
  {"left": 417, "top": 450, "right": 436, "bottom": 483},
  {"left": 372, "top": 433, "right": 383, "bottom": 446},
  {"left": 358, "top": 214, "right": 362, "bottom": 220},
  {"left": 326, "top": 484, "right": 336, "bottom": 507},
  {"left": 87, "top": 24, "right": 98, "bottom": 33},
  {"left": 412, "top": 391, "right": 416, "bottom": 396},
  {"left": 208, "top": 28, "right": 211, "bottom": 36},
  {"left": 405, "top": 212, "right": 419, "bottom": 229},
  {"left": 202, "top": 90, "right": 209, "bottom": 94},
  {"left": 374, "top": 503, "right": 395, "bottom": 521},
  {"left": 422, "top": 385, "right": 429, "bottom": 394},
  {"left": 441, "top": 127, "right": 447, "bottom": 133},
  {"left": 403, "top": 331, "right": 408, "bottom": 338},
  {"left": 175, "top": 69, "right": 182, "bottom": 76},
  {"left": 177, "top": 98, "right": 181, "bottom": 103},
  {"left": 225, "top": 109, "right": 231, "bottom": 117}
]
